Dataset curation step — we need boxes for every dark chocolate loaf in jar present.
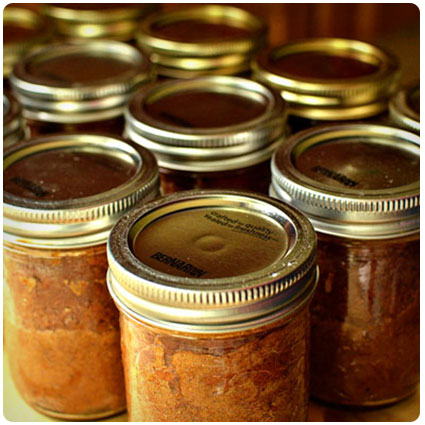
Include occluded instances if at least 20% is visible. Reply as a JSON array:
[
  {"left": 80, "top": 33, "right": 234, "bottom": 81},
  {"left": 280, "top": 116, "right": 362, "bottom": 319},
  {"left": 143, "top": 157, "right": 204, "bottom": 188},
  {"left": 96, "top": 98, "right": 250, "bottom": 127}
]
[
  {"left": 3, "top": 134, "right": 159, "bottom": 420},
  {"left": 136, "top": 4, "right": 268, "bottom": 79},
  {"left": 41, "top": 3, "right": 159, "bottom": 43},
  {"left": 270, "top": 123, "right": 420, "bottom": 406},
  {"left": 252, "top": 38, "right": 401, "bottom": 134},
  {"left": 107, "top": 189, "right": 318, "bottom": 421},
  {"left": 125, "top": 75, "right": 287, "bottom": 195},
  {"left": 9, "top": 39, "right": 154, "bottom": 138},
  {"left": 389, "top": 81, "right": 420, "bottom": 134}
]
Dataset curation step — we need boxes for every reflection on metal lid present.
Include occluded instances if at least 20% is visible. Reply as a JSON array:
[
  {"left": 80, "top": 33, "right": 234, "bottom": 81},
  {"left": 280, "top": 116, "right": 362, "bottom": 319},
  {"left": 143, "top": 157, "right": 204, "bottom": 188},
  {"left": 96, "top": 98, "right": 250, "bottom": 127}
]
[
  {"left": 10, "top": 40, "right": 153, "bottom": 123},
  {"left": 253, "top": 38, "right": 400, "bottom": 120}
]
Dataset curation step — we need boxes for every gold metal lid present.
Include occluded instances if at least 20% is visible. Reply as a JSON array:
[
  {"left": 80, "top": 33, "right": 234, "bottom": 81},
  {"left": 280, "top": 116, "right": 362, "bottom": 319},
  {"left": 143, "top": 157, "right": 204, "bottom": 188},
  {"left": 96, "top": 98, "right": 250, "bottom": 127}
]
[
  {"left": 3, "top": 133, "right": 159, "bottom": 248},
  {"left": 271, "top": 124, "right": 420, "bottom": 239},
  {"left": 107, "top": 190, "right": 317, "bottom": 333},
  {"left": 3, "top": 6, "right": 52, "bottom": 77},
  {"left": 125, "top": 76, "right": 287, "bottom": 172},
  {"left": 253, "top": 38, "right": 400, "bottom": 120},
  {"left": 3, "top": 92, "right": 25, "bottom": 148},
  {"left": 10, "top": 40, "right": 153, "bottom": 124},
  {"left": 43, "top": 3, "right": 160, "bottom": 41},
  {"left": 389, "top": 82, "right": 420, "bottom": 133},
  {"left": 136, "top": 5, "right": 267, "bottom": 77}
]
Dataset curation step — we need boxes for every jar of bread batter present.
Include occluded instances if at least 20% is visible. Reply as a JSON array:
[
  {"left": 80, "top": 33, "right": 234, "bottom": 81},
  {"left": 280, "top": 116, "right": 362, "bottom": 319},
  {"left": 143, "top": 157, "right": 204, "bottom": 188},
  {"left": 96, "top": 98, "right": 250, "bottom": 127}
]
[
  {"left": 125, "top": 75, "right": 287, "bottom": 194},
  {"left": 389, "top": 82, "right": 420, "bottom": 133},
  {"left": 10, "top": 40, "right": 153, "bottom": 137},
  {"left": 136, "top": 5, "right": 267, "bottom": 78},
  {"left": 270, "top": 124, "right": 420, "bottom": 406},
  {"left": 107, "top": 189, "right": 318, "bottom": 421},
  {"left": 3, "top": 133, "right": 159, "bottom": 419},
  {"left": 253, "top": 38, "right": 400, "bottom": 134}
]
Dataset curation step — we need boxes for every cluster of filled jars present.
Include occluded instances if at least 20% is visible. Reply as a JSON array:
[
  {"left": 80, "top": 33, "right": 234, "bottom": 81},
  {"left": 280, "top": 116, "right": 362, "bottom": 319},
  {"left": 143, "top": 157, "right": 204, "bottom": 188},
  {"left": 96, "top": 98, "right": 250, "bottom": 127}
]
[{"left": 3, "top": 4, "right": 419, "bottom": 422}]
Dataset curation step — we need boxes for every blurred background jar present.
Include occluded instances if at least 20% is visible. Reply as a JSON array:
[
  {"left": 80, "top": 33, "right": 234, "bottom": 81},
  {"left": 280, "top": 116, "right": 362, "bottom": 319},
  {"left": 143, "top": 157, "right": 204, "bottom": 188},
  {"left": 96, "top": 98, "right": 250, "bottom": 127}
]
[
  {"left": 107, "top": 189, "right": 318, "bottom": 421},
  {"left": 3, "top": 91, "right": 27, "bottom": 148},
  {"left": 270, "top": 123, "right": 420, "bottom": 406},
  {"left": 125, "top": 75, "right": 287, "bottom": 195},
  {"left": 136, "top": 4, "right": 267, "bottom": 79},
  {"left": 9, "top": 39, "right": 153, "bottom": 138},
  {"left": 3, "top": 133, "right": 159, "bottom": 420},
  {"left": 3, "top": 5, "right": 52, "bottom": 87},
  {"left": 252, "top": 38, "right": 401, "bottom": 134},
  {"left": 389, "top": 82, "right": 420, "bottom": 134},
  {"left": 42, "top": 3, "right": 159, "bottom": 43}
]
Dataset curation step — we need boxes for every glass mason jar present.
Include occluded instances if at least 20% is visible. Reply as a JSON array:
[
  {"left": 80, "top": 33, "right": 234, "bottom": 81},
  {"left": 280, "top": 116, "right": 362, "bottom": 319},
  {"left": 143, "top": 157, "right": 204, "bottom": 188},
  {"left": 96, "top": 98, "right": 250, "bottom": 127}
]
[
  {"left": 3, "top": 5, "right": 52, "bottom": 82},
  {"left": 9, "top": 39, "right": 153, "bottom": 138},
  {"left": 270, "top": 124, "right": 420, "bottom": 406},
  {"left": 389, "top": 82, "right": 420, "bottom": 134},
  {"left": 42, "top": 3, "right": 159, "bottom": 42},
  {"left": 3, "top": 133, "right": 159, "bottom": 420},
  {"left": 125, "top": 76, "right": 287, "bottom": 195},
  {"left": 3, "top": 92, "right": 26, "bottom": 148},
  {"left": 107, "top": 190, "right": 318, "bottom": 421},
  {"left": 252, "top": 38, "right": 401, "bottom": 134},
  {"left": 136, "top": 5, "right": 267, "bottom": 79}
]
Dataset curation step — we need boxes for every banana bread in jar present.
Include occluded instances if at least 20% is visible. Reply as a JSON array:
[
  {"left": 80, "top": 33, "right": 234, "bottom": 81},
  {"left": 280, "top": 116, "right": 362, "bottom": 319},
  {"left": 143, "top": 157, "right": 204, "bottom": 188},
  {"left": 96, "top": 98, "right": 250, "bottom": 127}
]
[
  {"left": 253, "top": 38, "right": 400, "bottom": 134},
  {"left": 107, "top": 189, "right": 318, "bottom": 421},
  {"left": 125, "top": 75, "right": 287, "bottom": 195},
  {"left": 9, "top": 40, "right": 153, "bottom": 138},
  {"left": 270, "top": 124, "right": 420, "bottom": 406},
  {"left": 389, "top": 82, "right": 420, "bottom": 134},
  {"left": 3, "top": 91, "right": 26, "bottom": 148},
  {"left": 136, "top": 5, "right": 267, "bottom": 79},
  {"left": 42, "top": 3, "right": 159, "bottom": 42},
  {"left": 3, "top": 133, "right": 159, "bottom": 420},
  {"left": 3, "top": 5, "right": 52, "bottom": 84}
]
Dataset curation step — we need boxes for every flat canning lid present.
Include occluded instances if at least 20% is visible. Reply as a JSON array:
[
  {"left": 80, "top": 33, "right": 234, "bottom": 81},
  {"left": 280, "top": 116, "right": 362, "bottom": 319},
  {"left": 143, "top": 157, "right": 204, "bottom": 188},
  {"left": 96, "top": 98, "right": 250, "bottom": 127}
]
[
  {"left": 107, "top": 190, "right": 317, "bottom": 333},
  {"left": 3, "top": 6, "right": 52, "bottom": 77},
  {"left": 125, "top": 76, "right": 287, "bottom": 172},
  {"left": 271, "top": 124, "right": 420, "bottom": 239},
  {"left": 3, "top": 93, "right": 24, "bottom": 148},
  {"left": 3, "top": 133, "right": 159, "bottom": 248},
  {"left": 253, "top": 38, "right": 400, "bottom": 120},
  {"left": 136, "top": 5, "right": 267, "bottom": 77},
  {"left": 10, "top": 40, "right": 153, "bottom": 124},
  {"left": 389, "top": 82, "right": 420, "bottom": 134},
  {"left": 42, "top": 4, "right": 160, "bottom": 41}
]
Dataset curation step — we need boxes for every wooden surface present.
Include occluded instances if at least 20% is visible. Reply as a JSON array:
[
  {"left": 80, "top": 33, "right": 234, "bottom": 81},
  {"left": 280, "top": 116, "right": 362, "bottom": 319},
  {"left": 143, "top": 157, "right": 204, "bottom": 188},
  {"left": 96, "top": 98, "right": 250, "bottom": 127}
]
[{"left": 4, "top": 352, "right": 419, "bottom": 422}]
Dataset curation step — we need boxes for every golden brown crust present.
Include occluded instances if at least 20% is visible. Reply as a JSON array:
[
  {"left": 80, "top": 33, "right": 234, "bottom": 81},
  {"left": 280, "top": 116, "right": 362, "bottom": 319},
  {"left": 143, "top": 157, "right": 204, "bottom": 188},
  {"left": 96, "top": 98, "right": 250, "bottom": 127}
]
[
  {"left": 4, "top": 243, "right": 126, "bottom": 418},
  {"left": 121, "top": 306, "right": 311, "bottom": 421}
]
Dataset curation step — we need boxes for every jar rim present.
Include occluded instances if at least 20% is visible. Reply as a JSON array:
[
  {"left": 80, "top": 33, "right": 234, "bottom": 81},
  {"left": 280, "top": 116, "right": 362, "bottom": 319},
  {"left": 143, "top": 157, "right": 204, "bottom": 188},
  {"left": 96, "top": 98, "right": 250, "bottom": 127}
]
[
  {"left": 3, "top": 6, "right": 53, "bottom": 77},
  {"left": 271, "top": 123, "right": 420, "bottom": 239},
  {"left": 42, "top": 3, "right": 160, "bottom": 41},
  {"left": 107, "top": 189, "right": 317, "bottom": 333},
  {"left": 253, "top": 38, "right": 400, "bottom": 120},
  {"left": 3, "top": 133, "right": 159, "bottom": 248},
  {"left": 10, "top": 40, "right": 153, "bottom": 123},
  {"left": 125, "top": 75, "right": 287, "bottom": 171},
  {"left": 389, "top": 82, "right": 420, "bottom": 133},
  {"left": 137, "top": 5, "right": 267, "bottom": 57}
]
